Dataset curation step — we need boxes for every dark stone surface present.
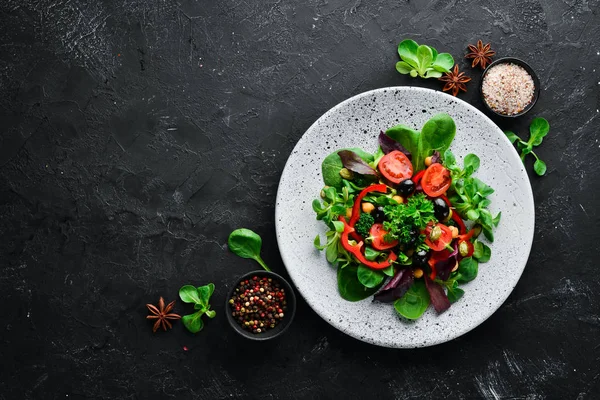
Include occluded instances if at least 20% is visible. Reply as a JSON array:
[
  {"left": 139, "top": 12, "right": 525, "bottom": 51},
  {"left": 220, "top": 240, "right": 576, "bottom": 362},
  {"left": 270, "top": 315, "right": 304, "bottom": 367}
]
[{"left": 1, "top": 0, "right": 599, "bottom": 398}]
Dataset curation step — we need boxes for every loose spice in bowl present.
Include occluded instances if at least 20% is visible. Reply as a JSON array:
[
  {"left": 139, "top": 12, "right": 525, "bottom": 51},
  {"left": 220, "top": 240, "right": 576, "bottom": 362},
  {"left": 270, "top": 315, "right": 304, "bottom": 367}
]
[
  {"left": 226, "top": 270, "right": 296, "bottom": 340},
  {"left": 480, "top": 57, "right": 540, "bottom": 117}
]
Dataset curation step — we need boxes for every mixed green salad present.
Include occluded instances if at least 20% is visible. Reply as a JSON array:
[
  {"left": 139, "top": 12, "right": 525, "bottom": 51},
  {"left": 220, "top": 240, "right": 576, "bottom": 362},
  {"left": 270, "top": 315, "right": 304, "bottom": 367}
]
[{"left": 313, "top": 114, "right": 500, "bottom": 320}]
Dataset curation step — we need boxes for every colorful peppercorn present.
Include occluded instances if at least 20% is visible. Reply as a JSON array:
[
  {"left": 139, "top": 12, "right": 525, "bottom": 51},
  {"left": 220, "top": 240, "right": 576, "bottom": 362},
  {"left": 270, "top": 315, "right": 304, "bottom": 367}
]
[{"left": 229, "top": 275, "right": 287, "bottom": 334}]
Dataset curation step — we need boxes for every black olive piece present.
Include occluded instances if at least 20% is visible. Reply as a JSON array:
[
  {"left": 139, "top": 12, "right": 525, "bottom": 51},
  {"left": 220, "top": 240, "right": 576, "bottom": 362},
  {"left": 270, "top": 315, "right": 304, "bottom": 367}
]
[
  {"left": 396, "top": 179, "right": 415, "bottom": 197},
  {"left": 372, "top": 206, "right": 386, "bottom": 222},
  {"left": 432, "top": 197, "right": 450, "bottom": 221},
  {"left": 412, "top": 249, "right": 430, "bottom": 267},
  {"left": 406, "top": 228, "right": 419, "bottom": 247}
]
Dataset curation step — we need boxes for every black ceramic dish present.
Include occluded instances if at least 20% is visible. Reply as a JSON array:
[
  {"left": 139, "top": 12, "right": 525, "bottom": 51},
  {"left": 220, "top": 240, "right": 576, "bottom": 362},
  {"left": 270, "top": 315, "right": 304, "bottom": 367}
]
[
  {"left": 480, "top": 57, "right": 540, "bottom": 118},
  {"left": 225, "top": 270, "right": 296, "bottom": 341}
]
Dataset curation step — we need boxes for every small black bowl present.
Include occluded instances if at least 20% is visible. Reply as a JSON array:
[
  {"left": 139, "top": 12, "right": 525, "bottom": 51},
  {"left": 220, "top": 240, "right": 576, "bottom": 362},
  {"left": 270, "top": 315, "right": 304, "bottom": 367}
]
[
  {"left": 480, "top": 57, "right": 540, "bottom": 118},
  {"left": 225, "top": 270, "right": 296, "bottom": 341}
]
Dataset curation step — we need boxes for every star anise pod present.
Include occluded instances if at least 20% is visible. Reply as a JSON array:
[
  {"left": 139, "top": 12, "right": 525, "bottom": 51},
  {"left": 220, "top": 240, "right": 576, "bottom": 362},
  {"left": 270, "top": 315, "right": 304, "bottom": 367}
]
[
  {"left": 146, "top": 297, "right": 181, "bottom": 332},
  {"left": 465, "top": 40, "right": 495, "bottom": 69},
  {"left": 438, "top": 65, "right": 471, "bottom": 97}
]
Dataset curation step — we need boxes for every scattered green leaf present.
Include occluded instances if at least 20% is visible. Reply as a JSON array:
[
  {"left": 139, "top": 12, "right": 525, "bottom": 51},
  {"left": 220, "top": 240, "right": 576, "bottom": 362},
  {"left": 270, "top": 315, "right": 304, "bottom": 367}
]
[
  {"left": 504, "top": 117, "right": 549, "bottom": 176},
  {"left": 228, "top": 228, "right": 271, "bottom": 271},
  {"left": 178, "top": 282, "right": 216, "bottom": 334},
  {"left": 396, "top": 39, "right": 454, "bottom": 79}
]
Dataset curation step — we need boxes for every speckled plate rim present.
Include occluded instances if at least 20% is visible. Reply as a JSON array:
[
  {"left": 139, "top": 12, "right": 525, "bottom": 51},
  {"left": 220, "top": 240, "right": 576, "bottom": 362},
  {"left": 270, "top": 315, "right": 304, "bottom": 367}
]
[{"left": 275, "top": 86, "right": 535, "bottom": 348}]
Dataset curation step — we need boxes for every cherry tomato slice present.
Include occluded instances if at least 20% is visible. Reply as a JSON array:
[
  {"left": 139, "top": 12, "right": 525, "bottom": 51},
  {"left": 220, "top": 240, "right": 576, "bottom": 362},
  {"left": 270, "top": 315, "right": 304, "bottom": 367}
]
[
  {"left": 369, "top": 223, "right": 399, "bottom": 250},
  {"left": 378, "top": 150, "right": 413, "bottom": 184},
  {"left": 421, "top": 163, "right": 451, "bottom": 197},
  {"left": 424, "top": 223, "right": 453, "bottom": 251}
]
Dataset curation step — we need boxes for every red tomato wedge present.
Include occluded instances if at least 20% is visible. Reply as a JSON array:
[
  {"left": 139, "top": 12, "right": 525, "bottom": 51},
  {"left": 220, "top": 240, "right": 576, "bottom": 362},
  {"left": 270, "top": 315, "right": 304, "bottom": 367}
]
[
  {"left": 369, "top": 223, "right": 399, "bottom": 250},
  {"left": 424, "top": 223, "right": 453, "bottom": 251},
  {"left": 378, "top": 150, "right": 413, "bottom": 184},
  {"left": 421, "top": 163, "right": 451, "bottom": 197}
]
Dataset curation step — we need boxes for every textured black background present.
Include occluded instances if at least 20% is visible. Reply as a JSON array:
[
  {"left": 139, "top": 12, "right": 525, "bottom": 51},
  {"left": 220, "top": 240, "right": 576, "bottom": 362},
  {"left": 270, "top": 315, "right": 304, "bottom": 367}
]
[{"left": 1, "top": 0, "right": 599, "bottom": 399}]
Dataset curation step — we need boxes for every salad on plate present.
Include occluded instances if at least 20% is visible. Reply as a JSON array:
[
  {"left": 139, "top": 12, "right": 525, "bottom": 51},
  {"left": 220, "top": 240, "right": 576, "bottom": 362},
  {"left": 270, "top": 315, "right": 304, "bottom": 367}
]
[{"left": 313, "top": 113, "right": 501, "bottom": 320}]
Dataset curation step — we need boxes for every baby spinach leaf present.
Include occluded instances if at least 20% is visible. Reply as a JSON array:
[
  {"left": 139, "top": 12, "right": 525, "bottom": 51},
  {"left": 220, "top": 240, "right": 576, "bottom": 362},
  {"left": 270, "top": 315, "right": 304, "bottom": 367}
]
[
  {"left": 398, "top": 39, "right": 419, "bottom": 68},
  {"left": 432, "top": 53, "right": 454, "bottom": 72},
  {"left": 182, "top": 312, "right": 204, "bottom": 333},
  {"left": 457, "top": 257, "right": 478, "bottom": 283},
  {"left": 416, "top": 45, "right": 434, "bottom": 75},
  {"left": 396, "top": 61, "right": 414, "bottom": 74},
  {"left": 534, "top": 159, "right": 547, "bottom": 176},
  {"left": 386, "top": 113, "right": 456, "bottom": 171},
  {"left": 419, "top": 114, "right": 456, "bottom": 167},
  {"left": 382, "top": 265, "right": 395, "bottom": 277},
  {"left": 530, "top": 117, "right": 550, "bottom": 146},
  {"left": 338, "top": 264, "right": 382, "bottom": 301},
  {"left": 197, "top": 283, "right": 215, "bottom": 307},
  {"left": 473, "top": 240, "right": 491, "bottom": 263},
  {"left": 179, "top": 285, "right": 203, "bottom": 304},
  {"left": 396, "top": 39, "right": 454, "bottom": 79},
  {"left": 504, "top": 131, "right": 520, "bottom": 144},
  {"left": 504, "top": 118, "right": 549, "bottom": 177},
  {"left": 321, "top": 148, "right": 374, "bottom": 188},
  {"left": 314, "top": 234, "right": 327, "bottom": 250},
  {"left": 385, "top": 125, "right": 421, "bottom": 162},
  {"left": 332, "top": 220, "right": 345, "bottom": 233},
  {"left": 228, "top": 228, "right": 271, "bottom": 272},
  {"left": 394, "top": 280, "right": 430, "bottom": 320},
  {"left": 326, "top": 239, "right": 339, "bottom": 263},
  {"left": 463, "top": 154, "right": 480, "bottom": 176},
  {"left": 179, "top": 283, "right": 216, "bottom": 334},
  {"left": 364, "top": 246, "right": 382, "bottom": 261},
  {"left": 446, "top": 282, "right": 465, "bottom": 304},
  {"left": 357, "top": 265, "right": 385, "bottom": 288}
]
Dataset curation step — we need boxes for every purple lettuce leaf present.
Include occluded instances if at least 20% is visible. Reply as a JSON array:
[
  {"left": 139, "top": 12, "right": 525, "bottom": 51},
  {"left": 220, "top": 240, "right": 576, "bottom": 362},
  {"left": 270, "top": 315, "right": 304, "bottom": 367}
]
[
  {"left": 434, "top": 257, "right": 457, "bottom": 281},
  {"left": 424, "top": 275, "right": 451, "bottom": 313},
  {"left": 373, "top": 268, "right": 414, "bottom": 303},
  {"left": 378, "top": 131, "right": 412, "bottom": 160},
  {"left": 433, "top": 242, "right": 458, "bottom": 281},
  {"left": 338, "top": 150, "right": 378, "bottom": 177}
]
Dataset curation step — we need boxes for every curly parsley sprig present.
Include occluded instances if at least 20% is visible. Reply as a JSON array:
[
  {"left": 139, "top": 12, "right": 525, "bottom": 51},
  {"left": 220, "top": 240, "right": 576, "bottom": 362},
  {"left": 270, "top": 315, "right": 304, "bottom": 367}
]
[{"left": 382, "top": 193, "right": 436, "bottom": 245}]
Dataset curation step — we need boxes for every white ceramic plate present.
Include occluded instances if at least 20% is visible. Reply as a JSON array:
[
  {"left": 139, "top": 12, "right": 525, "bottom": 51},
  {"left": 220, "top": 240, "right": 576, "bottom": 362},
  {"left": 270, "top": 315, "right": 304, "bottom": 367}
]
[{"left": 275, "top": 87, "right": 534, "bottom": 348}]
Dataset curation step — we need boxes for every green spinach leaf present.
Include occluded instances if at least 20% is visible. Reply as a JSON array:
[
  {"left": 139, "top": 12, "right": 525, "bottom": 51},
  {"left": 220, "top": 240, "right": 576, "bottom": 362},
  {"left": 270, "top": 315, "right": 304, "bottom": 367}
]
[
  {"left": 338, "top": 264, "right": 382, "bottom": 301},
  {"left": 357, "top": 265, "right": 385, "bottom": 288},
  {"left": 473, "top": 240, "right": 491, "bottom": 263},
  {"left": 456, "top": 257, "right": 478, "bottom": 283},
  {"left": 228, "top": 228, "right": 271, "bottom": 271},
  {"left": 386, "top": 113, "right": 456, "bottom": 171},
  {"left": 179, "top": 282, "right": 216, "bottom": 333},
  {"left": 182, "top": 312, "right": 204, "bottom": 333},
  {"left": 394, "top": 280, "right": 430, "bottom": 320},
  {"left": 321, "top": 148, "right": 374, "bottom": 188},
  {"left": 396, "top": 39, "right": 454, "bottom": 79},
  {"left": 504, "top": 117, "right": 549, "bottom": 176}
]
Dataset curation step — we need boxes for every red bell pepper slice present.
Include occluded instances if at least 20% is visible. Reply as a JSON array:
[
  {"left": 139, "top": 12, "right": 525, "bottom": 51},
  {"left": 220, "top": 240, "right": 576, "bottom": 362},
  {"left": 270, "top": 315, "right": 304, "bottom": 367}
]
[
  {"left": 348, "top": 184, "right": 388, "bottom": 227},
  {"left": 438, "top": 193, "right": 466, "bottom": 235},
  {"left": 458, "top": 229, "right": 475, "bottom": 242},
  {"left": 348, "top": 183, "right": 388, "bottom": 242},
  {"left": 339, "top": 217, "right": 397, "bottom": 270},
  {"left": 412, "top": 170, "right": 426, "bottom": 185},
  {"left": 451, "top": 209, "right": 467, "bottom": 234}
]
